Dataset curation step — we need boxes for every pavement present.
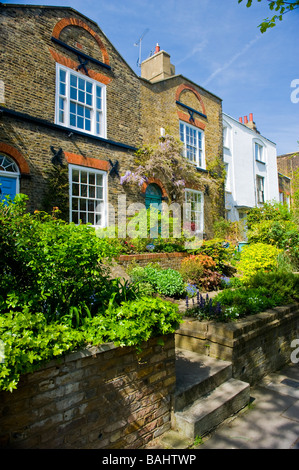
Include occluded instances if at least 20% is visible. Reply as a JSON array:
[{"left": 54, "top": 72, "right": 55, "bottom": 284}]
[
  {"left": 146, "top": 361, "right": 299, "bottom": 450},
  {"left": 197, "top": 361, "right": 299, "bottom": 450}
]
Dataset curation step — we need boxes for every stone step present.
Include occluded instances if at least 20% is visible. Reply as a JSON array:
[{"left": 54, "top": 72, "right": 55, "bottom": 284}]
[
  {"left": 173, "top": 377, "right": 250, "bottom": 439},
  {"left": 175, "top": 348, "right": 232, "bottom": 411}
]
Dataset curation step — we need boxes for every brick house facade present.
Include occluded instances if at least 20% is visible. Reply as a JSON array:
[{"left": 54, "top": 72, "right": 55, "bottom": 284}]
[{"left": 0, "top": 4, "right": 224, "bottom": 238}]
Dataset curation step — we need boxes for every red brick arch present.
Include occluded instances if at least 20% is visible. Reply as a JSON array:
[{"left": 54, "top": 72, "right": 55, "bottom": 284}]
[
  {"left": 141, "top": 177, "right": 168, "bottom": 199},
  {"left": 0, "top": 143, "right": 30, "bottom": 174},
  {"left": 176, "top": 84, "right": 206, "bottom": 130},
  {"left": 52, "top": 18, "right": 110, "bottom": 66}
]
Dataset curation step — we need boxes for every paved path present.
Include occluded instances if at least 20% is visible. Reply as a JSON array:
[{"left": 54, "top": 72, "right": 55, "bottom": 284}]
[{"left": 197, "top": 362, "right": 299, "bottom": 449}]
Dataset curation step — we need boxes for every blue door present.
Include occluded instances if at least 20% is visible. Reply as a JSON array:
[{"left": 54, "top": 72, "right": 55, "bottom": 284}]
[
  {"left": 145, "top": 184, "right": 162, "bottom": 237},
  {"left": 0, "top": 176, "right": 17, "bottom": 204},
  {"left": 145, "top": 183, "right": 162, "bottom": 210}
]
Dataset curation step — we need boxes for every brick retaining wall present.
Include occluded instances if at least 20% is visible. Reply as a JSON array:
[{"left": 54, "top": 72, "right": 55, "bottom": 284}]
[
  {"left": 0, "top": 335, "right": 175, "bottom": 449},
  {"left": 176, "top": 303, "right": 299, "bottom": 385},
  {"left": 118, "top": 252, "right": 189, "bottom": 271}
]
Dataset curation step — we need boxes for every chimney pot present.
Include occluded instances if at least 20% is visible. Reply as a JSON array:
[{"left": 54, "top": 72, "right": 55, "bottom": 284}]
[
  {"left": 244, "top": 116, "right": 248, "bottom": 124},
  {"left": 249, "top": 113, "right": 253, "bottom": 122},
  {"left": 239, "top": 117, "right": 243, "bottom": 123},
  {"left": 155, "top": 43, "right": 160, "bottom": 54}
]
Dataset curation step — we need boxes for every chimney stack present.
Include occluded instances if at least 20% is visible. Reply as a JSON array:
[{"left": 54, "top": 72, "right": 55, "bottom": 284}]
[
  {"left": 141, "top": 44, "right": 175, "bottom": 83},
  {"left": 245, "top": 113, "right": 258, "bottom": 132}
]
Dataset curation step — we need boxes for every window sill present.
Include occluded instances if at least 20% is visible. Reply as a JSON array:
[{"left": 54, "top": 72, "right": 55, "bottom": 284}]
[{"left": 255, "top": 159, "right": 266, "bottom": 165}]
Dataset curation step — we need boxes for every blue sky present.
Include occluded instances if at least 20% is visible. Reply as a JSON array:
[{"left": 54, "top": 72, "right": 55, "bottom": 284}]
[{"left": 5, "top": 0, "right": 299, "bottom": 155}]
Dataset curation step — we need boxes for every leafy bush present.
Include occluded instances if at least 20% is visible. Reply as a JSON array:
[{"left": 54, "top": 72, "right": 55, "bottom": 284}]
[
  {"left": 195, "top": 238, "right": 236, "bottom": 275},
  {"left": 129, "top": 265, "right": 185, "bottom": 297},
  {"left": 246, "top": 202, "right": 299, "bottom": 269},
  {"left": 0, "top": 195, "right": 122, "bottom": 323},
  {"left": 213, "top": 287, "right": 282, "bottom": 320},
  {"left": 246, "top": 201, "right": 292, "bottom": 229},
  {"left": 244, "top": 271, "right": 299, "bottom": 303},
  {"left": 0, "top": 297, "right": 182, "bottom": 392},
  {"left": 237, "top": 242, "right": 281, "bottom": 282},
  {"left": 180, "top": 254, "right": 222, "bottom": 291}
]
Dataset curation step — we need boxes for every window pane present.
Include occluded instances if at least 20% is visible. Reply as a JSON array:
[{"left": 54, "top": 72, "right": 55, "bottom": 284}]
[
  {"left": 78, "top": 78, "right": 85, "bottom": 90},
  {"left": 96, "top": 187, "right": 103, "bottom": 199},
  {"left": 72, "top": 211, "right": 79, "bottom": 224},
  {"left": 70, "top": 74, "right": 77, "bottom": 87},
  {"left": 79, "top": 212, "right": 87, "bottom": 224},
  {"left": 88, "top": 212, "right": 94, "bottom": 225},
  {"left": 96, "top": 174, "right": 103, "bottom": 186},
  {"left": 89, "top": 173, "right": 95, "bottom": 185},
  {"left": 59, "top": 69, "right": 66, "bottom": 83},
  {"left": 80, "top": 199, "right": 86, "bottom": 211},
  {"left": 89, "top": 185, "right": 95, "bottom": 198},
  {"left": 81, "top": 171, "right": 87, "bottom": 184},
  {"left": 72, "top": 183, "right": 79, "bottom": 196},
  {"left": 77, "top": 116, "right": 84, "bottom": 129},
  {"left": 72, "top": 169, "right": 79, "bottom": 182},
  {"left": 81, "top": 184, "right": 87, "bottom": 197},
  {"left": 86, "top": 82, "right": 92, "bottom": 94},
  {"left": 78, "top": 90, "right": 85, "bottom": 103},
  {"left": 70, "top": 86, "right": 77, "bottom": 100}
]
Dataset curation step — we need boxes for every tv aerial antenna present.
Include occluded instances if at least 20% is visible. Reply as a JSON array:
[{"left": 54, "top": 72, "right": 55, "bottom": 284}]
[{"left": 134, "top": 28, "right": 149, "bottom": 67}]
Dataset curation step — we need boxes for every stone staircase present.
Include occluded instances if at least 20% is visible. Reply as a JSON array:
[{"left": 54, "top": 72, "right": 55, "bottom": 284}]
[{"left": 147, "top": 348, "right": 250, "bottom": 449}]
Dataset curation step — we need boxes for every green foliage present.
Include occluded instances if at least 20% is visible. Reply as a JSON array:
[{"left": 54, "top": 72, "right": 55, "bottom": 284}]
[
  {"left": 237, "top": 242, "right": 281, "bottom": 281},
  {"left": 0, "top": 307, "right": 85, "bottom": 392},
  {"left": 120, "top": 134, "right": 221, "bottom": 204},
  {"left": 196, "top": 238, "right": 236, "bottom": 274},
  {"left": 0, "top": 195, "right": 122, "bottom": 323},
  {"left": 129, "top": 265, "right": 186, "bottom": 297},
  {"left": 0, "top": 297, "right": 182, "bottom": 392},
  {"left": 238, "top": 0, "right": 299, "bottom": 33},
  {"left": 213, "top": 218, "right": 246, "bottom": 243},
  {"left": 213, "top": 286, "right": 283, "bottom": 320},
  {"left": 244, "top": 270, "right": 299, "bottom": 303},
  {"left": 43, "top": 165, "right": 70, "bottom": 221},
  {"left": 246, "top": 202, "right": 299, "bottom": 269},
  {"left": 85, "top": 297, "right": 182, "bottom": 348},
  {"left": 180, "top": 254, "right": 223, "bottom": 291}
]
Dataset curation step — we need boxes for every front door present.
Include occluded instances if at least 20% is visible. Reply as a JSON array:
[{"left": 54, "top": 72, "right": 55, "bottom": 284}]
[
  {"left": 0, "top": 176, "right": 17, "bottom": 204},
  {"left": 145, "top": 183, "right": 162, "bottom": 237}
]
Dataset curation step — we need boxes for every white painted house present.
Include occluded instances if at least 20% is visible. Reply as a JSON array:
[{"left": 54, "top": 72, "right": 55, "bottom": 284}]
[{"left": 223, "top": 112, "right": 279, "bottom": 222}]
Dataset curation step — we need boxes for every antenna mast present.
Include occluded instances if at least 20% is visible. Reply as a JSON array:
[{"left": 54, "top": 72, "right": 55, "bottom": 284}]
[{"left": 134, "top": 28, "right": 149, "bottom": 67}]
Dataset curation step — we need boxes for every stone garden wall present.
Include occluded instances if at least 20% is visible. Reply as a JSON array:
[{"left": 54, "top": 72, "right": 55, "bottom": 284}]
[
  {"left": 0, "top": 335, "right": 175, "bottom": 449},
  {"left": 176, "top": 303, "right": 299, "bottom": 385}
]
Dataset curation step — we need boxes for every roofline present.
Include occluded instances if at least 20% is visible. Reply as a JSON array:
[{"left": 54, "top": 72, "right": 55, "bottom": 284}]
[
  {"left": 223, "top": 112, "right": 276, "bottom": 146},
  {"left": 139, "top": 74, "right": 222, "bottom": 102},
  {"left": 2, "top": 4, "right": 223, "bottom": 102},
  {"left": 277, "top": 151, "right": 299, "bottom": 158}
]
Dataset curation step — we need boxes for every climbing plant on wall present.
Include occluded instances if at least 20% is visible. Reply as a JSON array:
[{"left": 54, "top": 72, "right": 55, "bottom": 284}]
[{"left": 120, "top": 134, "right": 225, "bottom": 206}]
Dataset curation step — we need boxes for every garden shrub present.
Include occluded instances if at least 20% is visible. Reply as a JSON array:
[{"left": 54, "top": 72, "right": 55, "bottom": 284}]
[
  {"left": 237, "top": 242, "right": 281, "bottom": 282},
  {"left": 129, "top": 265, "right": 185, "bottom": 297},
  {"left": 0, "top": 297, "right": 182, "bottom": 392},
  {"left": 213, "top": 286, "right": 283, "bottom": 320},
  {"left": 180, "top": 254, "right": 222, "bottom": 291},
  {"left": 0, "top": 195, "right": 122, "bottom": 323},
  {"left": 244, "top": 270, "right": 299, "bottom": 303},
  {"left": 195, "top": 238, "right": 236, "bottom": 275}
]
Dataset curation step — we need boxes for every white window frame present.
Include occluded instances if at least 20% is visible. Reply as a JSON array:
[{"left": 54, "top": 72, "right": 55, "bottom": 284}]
[
  {"left": 254, "top": 141, "right": 265, "bottom": 163},
  {"left": 256, "top": 175, "right": 265, "bottom": 204},
  {"left": 55, "top": 64, "right": 107, "bottom": 138},
  {"left": 185, "top": 188, "right": 204, "bottom": 234},
  {"left": 69, "top": 164, "right": 108, "bottom": 227},
  {"left": 180, "top": 121, "right": 205, "bottom": 169}
]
